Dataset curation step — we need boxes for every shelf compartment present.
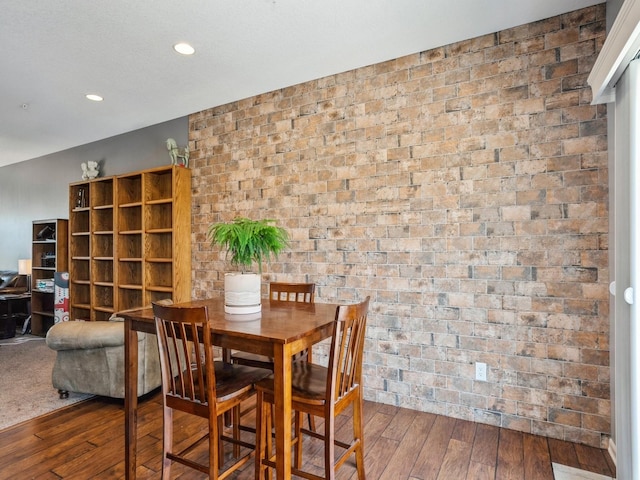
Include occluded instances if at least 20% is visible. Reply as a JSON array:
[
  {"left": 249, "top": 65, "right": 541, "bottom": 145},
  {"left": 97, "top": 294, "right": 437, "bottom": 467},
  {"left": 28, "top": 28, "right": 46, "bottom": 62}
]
[
  {"left": 33, "top": 243, "right": 57, "bottom": 269},
  {"left": 119, "top": 204, "right": 142, "bottom": 231},
  {"left": 119, "top": 260, "right": 142, "bottom": 286},
  {"left": 70, "top": 209, "right": 89, "bottom": 232},
  {"left": 31, "top": 288, "right": 55, "bottom": 335},
  {"left": 144, "top": 170, "right": 173, "bottom": 202},
  {"left": 118, "top": 233, "right": 142, "bottom": 259},
  {"left": 33, "top": 221, "right": 57, "bottom": 242},
  {"left": 145, "top": 202, "right": 172, "bottom": 231},
  {"left": 145, "top": 261, "right": 173, "bottom": 289},
  {"left": 31, "top": 268, "right": 55, "bottom": 293},
  {"left": 93, "top": 285, "right": 114, "bottom": 311},
  {"left": 117, "top": 174, "right": 142, "bottom": 205},
  {"left": 70, "top": 259, "right": 90, "bottom": 282},
  {"left": 92, "top": 259, "right": 114, "bottom": 284},
  {"left": 71, "top": 234, "right": 90, "bottom": 258},
  {"left": 91, "top": 208, "right": 113, "bottom": 233},
  {"left": 119, "top": 287, "right": 143, "bottom": 311},
  {"left": 92, "top": 233, "right": 114, "bottom": 258},
  {"left": 92, "top": 178, "right": 114, "bottom": 208},
  {"left": 118, "top": 204, "right": 142, "bottom": 233},
  {"left": 145, "top": 232, "right": 172, "bottom": 260},
  {"left": 31, "top": 292, "right": 54, "bottom": 313},
  {"left": 70, "top": 282, "right": 90, "bottom": 307},
  {"left": 70, "top": 183, "right": 90, "bottom": 209}
]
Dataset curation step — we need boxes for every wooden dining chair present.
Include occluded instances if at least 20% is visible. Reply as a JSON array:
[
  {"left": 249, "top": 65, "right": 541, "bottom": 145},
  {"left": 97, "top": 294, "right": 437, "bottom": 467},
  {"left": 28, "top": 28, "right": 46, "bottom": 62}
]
[
  {"left": 152, "top": 302, "right": 271, "bottom": 480},
  {"left": 228, "top": 282, "right": 317, "bottom": 432},
  {"left": 230, "top": 282, "right": 316, "bottom": 368},
  {"left": 254, "top": 296, "right": 370, "bottom": 480}
]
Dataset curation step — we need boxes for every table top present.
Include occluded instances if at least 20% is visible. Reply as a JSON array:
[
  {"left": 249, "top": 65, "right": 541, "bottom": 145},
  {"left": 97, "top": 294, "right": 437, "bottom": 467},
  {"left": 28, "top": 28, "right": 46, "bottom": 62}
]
[{"left": 118, "top": 297, "right": 339, "bottom": 345}]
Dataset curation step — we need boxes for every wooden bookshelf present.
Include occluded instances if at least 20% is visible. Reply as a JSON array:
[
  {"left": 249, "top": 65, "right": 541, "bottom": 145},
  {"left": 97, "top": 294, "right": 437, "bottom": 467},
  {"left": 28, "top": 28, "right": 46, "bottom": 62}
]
[
  {"left": 31, "top": 219, "right": 68, "bottom": 335},
  {"left": 68, "top": 165, "right": 191, "bottom": 321}
]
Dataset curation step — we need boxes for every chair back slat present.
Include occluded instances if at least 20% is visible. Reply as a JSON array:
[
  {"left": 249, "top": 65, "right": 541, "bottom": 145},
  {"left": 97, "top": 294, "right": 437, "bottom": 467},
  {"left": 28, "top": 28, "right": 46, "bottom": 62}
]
[
  {"left": 328, "top": 296, "right": 370, "bottom": 402},
  {"left": 153, "top": 303, "right": 214, "bottom": 405},
  {"left": 269, "top": 282, "right": 315, "bottom": 304}
]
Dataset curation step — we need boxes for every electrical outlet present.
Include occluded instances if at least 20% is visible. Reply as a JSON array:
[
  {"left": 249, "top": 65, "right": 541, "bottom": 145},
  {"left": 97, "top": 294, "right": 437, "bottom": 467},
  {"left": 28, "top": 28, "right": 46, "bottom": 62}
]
[{"left": 475, "top": 362, "right": 487, "bottom": 381}]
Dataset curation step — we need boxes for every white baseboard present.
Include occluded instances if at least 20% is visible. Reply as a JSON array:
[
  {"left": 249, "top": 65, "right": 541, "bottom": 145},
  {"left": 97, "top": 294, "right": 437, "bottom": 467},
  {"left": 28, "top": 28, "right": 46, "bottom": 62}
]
[{"left": 608, "top": 437, "right": 617, "bottom": 468}]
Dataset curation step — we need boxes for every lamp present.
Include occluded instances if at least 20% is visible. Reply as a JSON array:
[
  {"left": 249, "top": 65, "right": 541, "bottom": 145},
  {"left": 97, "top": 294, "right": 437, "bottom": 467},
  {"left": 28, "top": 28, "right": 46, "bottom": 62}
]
[{"left": 18, "top": 259, "right": 32, "bottom": 292}]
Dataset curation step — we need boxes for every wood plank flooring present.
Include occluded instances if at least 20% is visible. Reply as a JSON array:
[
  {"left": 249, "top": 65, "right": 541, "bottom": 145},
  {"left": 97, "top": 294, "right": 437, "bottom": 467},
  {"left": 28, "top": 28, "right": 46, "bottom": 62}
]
[{"left": 0, "top": 391, "right": 616, "bottom": 479}]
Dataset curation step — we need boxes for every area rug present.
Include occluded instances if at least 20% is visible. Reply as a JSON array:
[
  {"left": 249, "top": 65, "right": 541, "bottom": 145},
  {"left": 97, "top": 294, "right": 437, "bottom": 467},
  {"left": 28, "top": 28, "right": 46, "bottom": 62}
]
[
  {"left": 552, "top": 463, "right": 614, "bottom": 480},
  {"left": 0, "top": 334, "right": 93, "bottom": 430}
]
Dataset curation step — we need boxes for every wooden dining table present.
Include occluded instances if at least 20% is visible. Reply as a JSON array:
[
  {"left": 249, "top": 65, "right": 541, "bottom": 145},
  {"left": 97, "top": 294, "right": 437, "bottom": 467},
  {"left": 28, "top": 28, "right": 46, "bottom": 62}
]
[{"left": 119, "top": 297, "right": 338, "bottom": 480}]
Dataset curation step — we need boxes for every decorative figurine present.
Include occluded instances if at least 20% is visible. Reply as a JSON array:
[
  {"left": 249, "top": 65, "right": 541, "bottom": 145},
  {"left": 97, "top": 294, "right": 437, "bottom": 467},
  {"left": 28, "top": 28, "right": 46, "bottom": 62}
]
[
  {"left": 166, "top": 138, "right": 189, "bottom": 167},
  {"left": 81, "top": 161, "right": 100, "bottom": 180}
]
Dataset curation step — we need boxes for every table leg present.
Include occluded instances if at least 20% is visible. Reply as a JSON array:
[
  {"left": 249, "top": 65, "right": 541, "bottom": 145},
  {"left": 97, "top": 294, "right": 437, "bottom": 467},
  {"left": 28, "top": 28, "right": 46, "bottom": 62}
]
[
  {"left": 273, "top": 343, "right": 293, "bottom": 480},
  {"left": 125, "top": 318, "right": 139, "bottom": 480}
]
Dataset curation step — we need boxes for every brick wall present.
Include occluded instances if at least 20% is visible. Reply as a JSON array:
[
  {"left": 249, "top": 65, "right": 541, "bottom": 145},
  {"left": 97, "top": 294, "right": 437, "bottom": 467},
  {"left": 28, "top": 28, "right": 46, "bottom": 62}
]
[{"left": 190, "top": 4, "right": 609, "bottom": 447}]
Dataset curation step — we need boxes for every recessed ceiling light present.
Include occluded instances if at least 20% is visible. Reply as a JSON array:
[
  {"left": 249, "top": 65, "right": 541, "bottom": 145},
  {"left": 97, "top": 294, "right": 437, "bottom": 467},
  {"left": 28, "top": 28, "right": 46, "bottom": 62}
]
[
  {"left": 86, "top": 94, "right": 103, "bottom": 102},
  {"left": 174, "top": 42, "right": 195, "bottom": 55}
]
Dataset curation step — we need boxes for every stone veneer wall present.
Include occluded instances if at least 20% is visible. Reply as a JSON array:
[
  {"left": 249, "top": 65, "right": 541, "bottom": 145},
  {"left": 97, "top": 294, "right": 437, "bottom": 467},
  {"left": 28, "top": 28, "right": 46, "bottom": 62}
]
[{"left": 190, "top": 4, "right": 609, "bottom": 447}]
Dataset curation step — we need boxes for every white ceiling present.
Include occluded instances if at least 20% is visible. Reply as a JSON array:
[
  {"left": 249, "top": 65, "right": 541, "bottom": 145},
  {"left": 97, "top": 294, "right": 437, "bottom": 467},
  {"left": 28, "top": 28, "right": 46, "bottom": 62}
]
[{"left": 0, "top": 0, "right": 603, "bottom": 168}]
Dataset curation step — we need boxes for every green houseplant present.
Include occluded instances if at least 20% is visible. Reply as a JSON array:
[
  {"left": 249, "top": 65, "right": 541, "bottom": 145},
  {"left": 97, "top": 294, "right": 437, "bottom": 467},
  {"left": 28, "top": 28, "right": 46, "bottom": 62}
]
[
  {"left": 207, "top": 217, "right": 289, "bottom": 314},
  {"left": 207, "top": 217, "right": 289, "bottom": 273}
]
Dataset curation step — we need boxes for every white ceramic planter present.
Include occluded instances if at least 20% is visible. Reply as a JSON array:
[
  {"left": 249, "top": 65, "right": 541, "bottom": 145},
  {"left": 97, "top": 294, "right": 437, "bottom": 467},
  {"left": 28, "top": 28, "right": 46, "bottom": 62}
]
[{"left": 224, "top": 272, "right": 262, "bottom": 314}]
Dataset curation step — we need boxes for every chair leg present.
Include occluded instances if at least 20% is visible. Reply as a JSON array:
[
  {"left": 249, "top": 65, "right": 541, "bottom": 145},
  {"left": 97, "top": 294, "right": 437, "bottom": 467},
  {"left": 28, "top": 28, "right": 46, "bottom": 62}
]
[
  {"left": 294, "top": 410, "right": 304, "bottom": 469},
  {"left": 217, "top": 416, "right": 225, "bottom": 469},
  {"left": 232, "top": 405, "right": 241, "bottom": 458},
  {"left": 325, "top": 413, "right": 336, "bottom": 480},
  {"left": 255, "top": 390, "right": 267, "bottom": 480},
  {"left": 161, "top": 407, "right": 173, "bottom": 480},
  {"left": 265, "top": 401, "right": 273, "bottom": 480},
  {"left": 354, "top": 396, "right": 365, "bottom": 479},
  {"left": 211, "top": 414, "right": 220, "bottom": 479}
]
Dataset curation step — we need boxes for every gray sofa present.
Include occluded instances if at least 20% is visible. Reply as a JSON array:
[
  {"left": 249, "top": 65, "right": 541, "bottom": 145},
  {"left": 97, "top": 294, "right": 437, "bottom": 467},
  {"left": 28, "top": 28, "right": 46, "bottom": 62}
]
[{"left": 45, "top": 316, "right": 162, "bottom": 399}]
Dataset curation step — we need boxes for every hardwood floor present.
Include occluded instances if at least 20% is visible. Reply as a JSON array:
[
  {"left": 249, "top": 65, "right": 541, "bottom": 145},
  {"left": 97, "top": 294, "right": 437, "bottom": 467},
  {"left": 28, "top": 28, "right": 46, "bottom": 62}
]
[{"left": 0, "top": 391, "right": 616, "bottom": 479}]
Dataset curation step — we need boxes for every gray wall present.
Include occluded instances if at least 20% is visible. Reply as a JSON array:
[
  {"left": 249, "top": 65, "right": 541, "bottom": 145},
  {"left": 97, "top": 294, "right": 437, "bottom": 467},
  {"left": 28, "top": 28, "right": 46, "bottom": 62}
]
[
  {"left": 0, "top": 116, "right": 188, "bottom": 268},
  {"left": 608, "top": 0, "right": 624, "bottom": 31}
]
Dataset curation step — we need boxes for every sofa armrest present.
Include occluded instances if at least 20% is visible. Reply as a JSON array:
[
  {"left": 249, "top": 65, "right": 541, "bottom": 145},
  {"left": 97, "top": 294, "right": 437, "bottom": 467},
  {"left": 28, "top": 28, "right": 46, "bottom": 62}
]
[{"left": 46, "top": 321, "right": 136, "bottom": 351}]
